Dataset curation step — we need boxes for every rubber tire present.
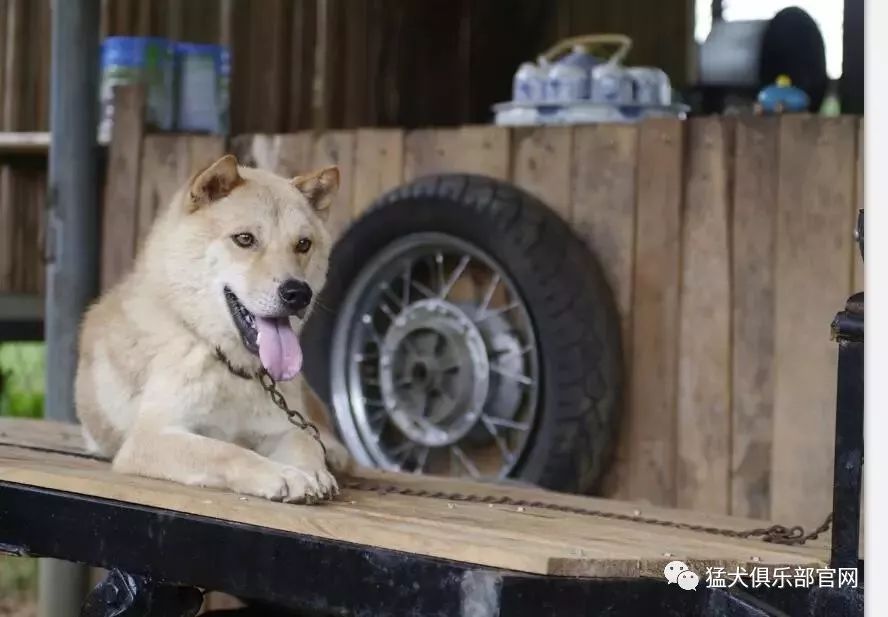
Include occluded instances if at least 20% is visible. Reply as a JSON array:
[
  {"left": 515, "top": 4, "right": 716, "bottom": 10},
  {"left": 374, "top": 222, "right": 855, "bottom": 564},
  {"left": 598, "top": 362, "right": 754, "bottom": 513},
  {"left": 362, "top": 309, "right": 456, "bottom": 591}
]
[{"left": 302, "top": 174, "right": 623, "bottom": 494}]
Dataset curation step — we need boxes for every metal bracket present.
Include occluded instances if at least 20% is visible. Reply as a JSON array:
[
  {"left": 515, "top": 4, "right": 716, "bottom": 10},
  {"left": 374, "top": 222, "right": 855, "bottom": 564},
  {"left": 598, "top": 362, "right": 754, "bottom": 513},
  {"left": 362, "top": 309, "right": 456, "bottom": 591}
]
[{"left": 80, "top": 569, "right": 203, "bottom": 617}]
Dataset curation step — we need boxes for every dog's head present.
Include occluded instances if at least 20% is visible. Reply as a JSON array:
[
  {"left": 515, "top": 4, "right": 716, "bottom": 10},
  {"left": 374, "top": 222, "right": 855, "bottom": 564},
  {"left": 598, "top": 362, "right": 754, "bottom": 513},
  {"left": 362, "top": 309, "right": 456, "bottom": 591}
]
[{"left": 153, "top": 154, "right": 339, "bottom": 381}]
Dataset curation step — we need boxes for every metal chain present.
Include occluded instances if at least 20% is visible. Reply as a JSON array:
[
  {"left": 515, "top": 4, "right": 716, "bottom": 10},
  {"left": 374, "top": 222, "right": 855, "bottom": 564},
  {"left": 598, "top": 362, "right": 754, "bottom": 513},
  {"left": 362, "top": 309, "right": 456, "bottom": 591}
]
[
  {"left": 254, "top": 371, "right": 831, "bottom": 547},
  {"left": 340, "top": 478, "right": 833, "bottom": 547},
  {"left": 256, "top": 369, "right": 327, "bottom": 459}
]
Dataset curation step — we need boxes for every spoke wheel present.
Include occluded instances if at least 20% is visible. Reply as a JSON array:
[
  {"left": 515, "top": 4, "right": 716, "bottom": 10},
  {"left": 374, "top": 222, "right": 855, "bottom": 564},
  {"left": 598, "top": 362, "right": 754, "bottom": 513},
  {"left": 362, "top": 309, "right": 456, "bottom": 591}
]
[
  {"left": 332, "top": 234, "right": 540, "bottom": 479},
  {"left": 303, "top": 174, "right": 623, "bottom": 494}
]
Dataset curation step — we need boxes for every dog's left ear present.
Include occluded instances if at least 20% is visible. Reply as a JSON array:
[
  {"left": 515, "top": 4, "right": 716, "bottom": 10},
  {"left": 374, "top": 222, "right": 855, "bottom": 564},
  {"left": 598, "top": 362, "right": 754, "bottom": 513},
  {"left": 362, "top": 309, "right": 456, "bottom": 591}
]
[
  {"left": 187, "top": 154, "right": 243, "bottom": 212},
  {"left": 291, "top": 166, "right": 339, "bottom": 219}
]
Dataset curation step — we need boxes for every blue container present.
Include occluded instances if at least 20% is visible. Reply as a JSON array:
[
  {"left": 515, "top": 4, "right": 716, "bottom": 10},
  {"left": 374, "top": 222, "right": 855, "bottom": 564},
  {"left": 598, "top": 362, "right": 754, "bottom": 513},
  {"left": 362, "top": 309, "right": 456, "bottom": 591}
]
[
  {"left": 757, "top": 75, "right": 810, "bottom": 114},
  {"left": 99, "top": 37, "right": 175, "bottom": 139},
  {"left": 176, "top": 42, "right": 229, "bottom": 134}
]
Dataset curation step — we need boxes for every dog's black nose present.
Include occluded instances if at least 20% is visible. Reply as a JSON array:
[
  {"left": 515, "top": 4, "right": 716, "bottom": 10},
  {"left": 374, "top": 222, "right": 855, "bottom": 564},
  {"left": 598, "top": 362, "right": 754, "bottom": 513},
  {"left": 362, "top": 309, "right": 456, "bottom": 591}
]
[{"left": 278, "top": 279, "right": 313, "bottom": 312}]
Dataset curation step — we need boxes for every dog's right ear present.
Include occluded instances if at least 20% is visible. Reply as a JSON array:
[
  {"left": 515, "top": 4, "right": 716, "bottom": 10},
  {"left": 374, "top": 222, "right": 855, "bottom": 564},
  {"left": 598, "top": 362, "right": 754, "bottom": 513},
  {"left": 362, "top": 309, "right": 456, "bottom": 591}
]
[{"left": 186, "top": 154, "right": 243, "bottom": 212}]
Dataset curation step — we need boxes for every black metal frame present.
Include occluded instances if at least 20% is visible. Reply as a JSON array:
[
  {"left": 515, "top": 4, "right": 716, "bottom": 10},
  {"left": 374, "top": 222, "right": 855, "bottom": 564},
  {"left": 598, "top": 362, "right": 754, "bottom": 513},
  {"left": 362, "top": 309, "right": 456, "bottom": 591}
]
[{"left": 0, "top": 270, "right": 866, "bottom": 617}]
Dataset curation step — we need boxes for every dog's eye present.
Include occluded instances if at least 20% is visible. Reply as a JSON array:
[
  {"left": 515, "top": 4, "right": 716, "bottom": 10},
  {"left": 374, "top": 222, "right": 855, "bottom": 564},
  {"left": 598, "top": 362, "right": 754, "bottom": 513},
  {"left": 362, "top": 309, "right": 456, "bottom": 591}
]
[
  {"left": 232, "top": 233, "right": 256, "bottom": 248},
  {"left": 295, "top": 237, "right": 312, "bottom": 254}
]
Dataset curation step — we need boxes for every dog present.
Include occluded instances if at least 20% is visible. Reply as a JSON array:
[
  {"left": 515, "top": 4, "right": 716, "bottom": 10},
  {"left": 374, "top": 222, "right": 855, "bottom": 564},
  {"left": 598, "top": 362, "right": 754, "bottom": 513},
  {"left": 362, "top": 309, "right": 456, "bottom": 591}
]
[{"left": 75, "top": 154, "right": 351, "bottom": 503}]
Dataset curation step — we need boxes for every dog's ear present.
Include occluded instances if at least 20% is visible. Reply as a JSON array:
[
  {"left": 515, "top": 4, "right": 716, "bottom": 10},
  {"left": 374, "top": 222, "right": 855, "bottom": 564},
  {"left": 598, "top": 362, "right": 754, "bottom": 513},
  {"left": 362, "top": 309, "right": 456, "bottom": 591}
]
[
  {"left": 291, "top": 166, "right": 339, "bottom": 220},
  {"left": 187, "top": 154, "right": 243, "bottom": 212}
]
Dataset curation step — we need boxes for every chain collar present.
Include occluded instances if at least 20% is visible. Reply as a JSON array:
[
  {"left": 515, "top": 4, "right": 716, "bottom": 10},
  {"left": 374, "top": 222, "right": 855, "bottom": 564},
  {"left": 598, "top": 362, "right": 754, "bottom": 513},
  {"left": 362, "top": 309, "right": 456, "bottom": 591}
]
[{"left": 214, "top": 347, "right": 253, "bottom": 380}]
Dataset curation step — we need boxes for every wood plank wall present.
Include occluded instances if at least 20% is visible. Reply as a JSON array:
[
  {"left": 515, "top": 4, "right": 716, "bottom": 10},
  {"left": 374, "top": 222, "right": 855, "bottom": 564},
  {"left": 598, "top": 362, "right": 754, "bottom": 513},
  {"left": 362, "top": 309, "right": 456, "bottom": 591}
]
[
  {"left": 95, "top": 115, "right": 863, "bottom": 532},
  {"left": 100, "top": 0, "right": 692, "bottom": 133}
]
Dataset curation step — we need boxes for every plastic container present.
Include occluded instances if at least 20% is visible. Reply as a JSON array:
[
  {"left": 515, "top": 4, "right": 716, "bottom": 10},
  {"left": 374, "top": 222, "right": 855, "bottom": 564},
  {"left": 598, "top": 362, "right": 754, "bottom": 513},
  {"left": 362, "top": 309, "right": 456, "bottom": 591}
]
[
  {"left": 589, "top": 62, "right": 633, "bottom": 105},
  {"left": 175, "top": 42, "right": 225, "bottom": 134},
  {"left": 99, "top": 37, "right": 175, "bottom": 140},
  {"left": 217, "top": 46, "right": 231, "bottom": 135},
  {"left": 628, "top": 67, "right": 672, "bottom": 106},
  {"left": 512, "top": 61, "right": 547, "bottom": 103},
  {"left": 545, "top": 62, "right": 589, "bottom": 102}
]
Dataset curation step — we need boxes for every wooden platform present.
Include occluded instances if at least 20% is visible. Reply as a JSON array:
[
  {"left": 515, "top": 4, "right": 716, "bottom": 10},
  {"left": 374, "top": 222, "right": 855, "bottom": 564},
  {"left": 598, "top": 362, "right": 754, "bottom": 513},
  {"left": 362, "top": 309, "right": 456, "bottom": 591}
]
[{"left": 0, "top": 418, "right": 829, "bottom": 579}]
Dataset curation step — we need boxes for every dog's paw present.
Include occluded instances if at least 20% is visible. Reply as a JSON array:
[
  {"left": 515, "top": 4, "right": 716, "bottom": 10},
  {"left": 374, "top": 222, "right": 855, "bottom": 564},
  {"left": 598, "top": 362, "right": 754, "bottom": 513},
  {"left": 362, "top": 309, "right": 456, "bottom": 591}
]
[
  {"left": 235, "top": 463, "right": 339, "bottom": 504},
  {"left": 323, "top": 437, "right": 353, "bottom": 474}
]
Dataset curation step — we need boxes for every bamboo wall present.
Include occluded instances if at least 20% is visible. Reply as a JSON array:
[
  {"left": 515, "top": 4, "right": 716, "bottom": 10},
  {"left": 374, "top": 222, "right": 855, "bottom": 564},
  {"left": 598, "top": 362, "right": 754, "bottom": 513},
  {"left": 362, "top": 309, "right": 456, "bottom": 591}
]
[{"left": 97, "top": 114, "right": 863, "bottom": 530}]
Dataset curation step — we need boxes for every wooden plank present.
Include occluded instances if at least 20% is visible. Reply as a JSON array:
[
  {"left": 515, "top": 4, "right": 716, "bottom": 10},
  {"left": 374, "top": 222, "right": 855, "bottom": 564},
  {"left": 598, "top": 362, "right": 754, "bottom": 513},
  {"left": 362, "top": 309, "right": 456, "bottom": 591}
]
[
  {"left": 615, "top": 118, "right": 683, "bottom": 507},
  {"left": 570, "top": 124, "right": 638, "bottom": 339},
  {"left": 676, "top": 117, "right": 733, "bottom": 514},
  {"left": 853, "top": 119, "right": 864, "bottom": 291},
  {"left": 135, "top": 136, "right": 225, "bottom": 247},
  {"left": 352, "top": 128, "right": 404, "bottom": 216},
  {"left": 312, "top": 131, "right": 356, "bottom": 238},
  {"left": 286, "top": 0, "right": 317, "bottom": 131},
  {"left": 231, "top": 133, "right": 315, "bottom": 178},
  {"left": 511, "top": 126, "right": 572, "bottom": 222},
  {"left": 772, "top": 116, "right": 857, "bottom": 528},
  {"left": 404, "top": 126, "right": 510, "bottom": 181},
  {"left": 730, "top": 117, "right": 779, "bottom": 520},
  {"left": 568, "top": 124, "right": 637, "bottom": 502},
  {"left": 101, "top": 86, "right": 146, "bottom": 291},
  {"left": 0, "top": 425, "right": 829, "bottom": 579},
  {"left": 136, "top": 136, "right": 185, "bottom": 247}
]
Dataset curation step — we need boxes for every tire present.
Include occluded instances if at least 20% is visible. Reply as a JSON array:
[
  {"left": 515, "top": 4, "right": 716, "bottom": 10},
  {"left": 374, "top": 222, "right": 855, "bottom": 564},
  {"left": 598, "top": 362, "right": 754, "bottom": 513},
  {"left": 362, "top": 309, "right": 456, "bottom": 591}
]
[{"left": 302, "top": 174, "right": 622, "bottom": 494}]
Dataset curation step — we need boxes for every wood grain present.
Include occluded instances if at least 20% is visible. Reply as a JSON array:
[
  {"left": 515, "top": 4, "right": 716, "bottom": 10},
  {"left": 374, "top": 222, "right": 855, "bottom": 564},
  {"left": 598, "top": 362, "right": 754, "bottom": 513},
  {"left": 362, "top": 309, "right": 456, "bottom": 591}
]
[
  {"left": 771, "top": 115, "right": 857, "bottom": 528},
  {"left": 677, "top": 117, "right": 733, "bottom": 514},
  {"left": 352, "top": 128, "right": 404, "bottom": 216},
  {"left": 135, "top": 135, "right": 224, "bottom": 247},
  {"left": 101, "top": 85, "right": 146, "bottom": 291},
  {"left": 511, "top": 126, "right": 572, "bottom": 222},
  {"left": 853, "top": 119, "right": 864, "bottom": 292},
  {"left": 404, "top": 126, "right": 510, "bottom": 181},
  {"left": 618, "top": 118, "right": 683, "bottom": 507},
  {"left": 312, "top": 131, "right": 356, "bottom": 239},
  {"left": 570, "top": 124, "right": 638, "bottom": 342},
  {"left": 730, "top": 117, "right": 779, "bottom": 519},
  {"left": 0, "top": 418, "right": 828, "bottom": 579}
]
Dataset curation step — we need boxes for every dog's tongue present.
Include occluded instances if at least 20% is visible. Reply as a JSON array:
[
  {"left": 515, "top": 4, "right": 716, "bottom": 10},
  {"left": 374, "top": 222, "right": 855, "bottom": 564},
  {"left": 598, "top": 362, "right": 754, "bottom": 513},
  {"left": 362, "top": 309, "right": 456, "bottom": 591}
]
[{"left": 256, "top": 317, "right": 302, "bottom": 381}]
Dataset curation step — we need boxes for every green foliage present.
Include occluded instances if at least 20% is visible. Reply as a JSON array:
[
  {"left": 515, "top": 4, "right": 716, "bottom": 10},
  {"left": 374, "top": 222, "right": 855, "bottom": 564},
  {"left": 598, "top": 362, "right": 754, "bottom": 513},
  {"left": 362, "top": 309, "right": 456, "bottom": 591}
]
[
  {"left": 0, "top": 342, "right": 45, "bottom": 418},
  {"left": 0, "top": 555, "right": 38, "bottom": 596}
]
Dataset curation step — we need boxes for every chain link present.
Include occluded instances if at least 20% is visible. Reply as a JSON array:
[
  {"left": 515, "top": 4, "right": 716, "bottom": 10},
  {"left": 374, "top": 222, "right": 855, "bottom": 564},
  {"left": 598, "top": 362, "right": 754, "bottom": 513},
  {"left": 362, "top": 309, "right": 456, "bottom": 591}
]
[
  {"left": 339, "top": 478, "right": 833, "bottom": 546},
  {"left": 254, "top": 370, "right": 831, "bottom": 547},
  {"left": 256, "top": 369, "right": 327, "bottom": 459}
]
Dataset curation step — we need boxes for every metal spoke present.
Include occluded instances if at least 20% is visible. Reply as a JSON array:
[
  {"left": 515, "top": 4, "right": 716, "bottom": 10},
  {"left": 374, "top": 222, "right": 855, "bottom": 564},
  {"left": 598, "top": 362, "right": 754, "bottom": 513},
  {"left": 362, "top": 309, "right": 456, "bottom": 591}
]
[
  {"left": 481, "top": 415, "right": 517, "bottom": 467},
  {"left": 451, "top": 444, "right": 481, "bottom": 478},
  {"left": 411, "top": 279, "right": 436, "bottom": 299},
  {"left": 402, "top": 263, "right": 412, "bottom": 306},
  {"left": 483, "top": 415, "right": 531, "bottom": 432},
  {"left": 476, "top": 301, "right": 520, "bottom": 323},
  {"left": 361, "top": 314, "right": 384, "bottom": 347},
  {"left": 491, "top": 344, "right": 535, "bottom": 359},
  {"left": 435, "top": 252, "right": 445, "bottom": 293},
  {"left": 439, "top": 255, "right": 470, "bottom": 300},
  {"left": 477, "top": 273, "right": 501, "bottom": 317},
  {"left": 413, "top": 446, "right": 430, "bottom": 474},
  {"left": 388, "top": 440, "right": 415, "bottom": 463},
  {"left": 380, "top": 282, "right": 405, "bottom": 310},
  {"left": 378, "top": 301, "right": 397, "bottom": 321},
  {"left": 489, "top": 363, "right": 533, "bottom": 386}
]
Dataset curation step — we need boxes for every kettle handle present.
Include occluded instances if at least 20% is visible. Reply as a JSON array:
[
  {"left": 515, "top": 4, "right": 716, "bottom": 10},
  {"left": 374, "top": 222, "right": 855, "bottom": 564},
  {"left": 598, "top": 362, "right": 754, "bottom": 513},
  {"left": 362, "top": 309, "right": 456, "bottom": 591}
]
[{"left": 539, "top": 34, "right": 633, "bottom": 65}]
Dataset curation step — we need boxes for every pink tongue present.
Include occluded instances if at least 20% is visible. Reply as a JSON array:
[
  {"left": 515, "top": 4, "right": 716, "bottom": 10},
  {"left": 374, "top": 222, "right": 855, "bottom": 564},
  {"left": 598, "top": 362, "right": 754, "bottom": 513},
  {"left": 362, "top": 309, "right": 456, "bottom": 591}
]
[{"left": 256, "top": 317, "right": 303, "bottom": 381}]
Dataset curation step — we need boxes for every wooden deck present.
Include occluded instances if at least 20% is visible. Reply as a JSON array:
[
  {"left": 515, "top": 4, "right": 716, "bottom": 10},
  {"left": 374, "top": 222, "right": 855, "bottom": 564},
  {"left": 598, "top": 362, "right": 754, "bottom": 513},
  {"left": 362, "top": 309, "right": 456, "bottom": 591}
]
[{"left": 0, "top": 418, "right": 829, "bottom": 579}]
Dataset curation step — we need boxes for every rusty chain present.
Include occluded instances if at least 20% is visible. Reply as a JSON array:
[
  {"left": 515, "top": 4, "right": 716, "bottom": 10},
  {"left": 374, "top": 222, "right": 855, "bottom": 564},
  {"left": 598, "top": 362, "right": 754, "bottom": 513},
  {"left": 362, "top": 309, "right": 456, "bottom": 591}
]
[
  {"left": 259, "top": 373, "right": 831, "bottom": 547},
  {"left": 256, "top": 368, "right": 327, "bottom": 459}
]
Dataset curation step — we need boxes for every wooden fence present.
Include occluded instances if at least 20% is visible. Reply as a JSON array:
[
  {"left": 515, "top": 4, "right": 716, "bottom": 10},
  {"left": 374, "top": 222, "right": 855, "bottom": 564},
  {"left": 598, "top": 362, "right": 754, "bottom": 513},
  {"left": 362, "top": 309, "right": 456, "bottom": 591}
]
[{"left": 91, "top": 114, "right": 864, "bottom": 529}]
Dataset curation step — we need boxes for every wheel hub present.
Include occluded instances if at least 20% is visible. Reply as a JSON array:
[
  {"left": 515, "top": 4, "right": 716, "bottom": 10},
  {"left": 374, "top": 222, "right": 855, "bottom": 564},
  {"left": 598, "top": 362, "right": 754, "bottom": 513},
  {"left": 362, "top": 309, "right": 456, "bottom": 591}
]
[{"left": 379, "top": 299, "right": 490, "bottom": 447}]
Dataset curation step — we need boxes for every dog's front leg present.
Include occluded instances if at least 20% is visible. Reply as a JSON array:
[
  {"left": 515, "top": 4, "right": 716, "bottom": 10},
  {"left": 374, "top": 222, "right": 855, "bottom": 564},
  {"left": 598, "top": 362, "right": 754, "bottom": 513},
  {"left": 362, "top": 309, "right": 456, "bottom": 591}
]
[
  {"left": 111, "top": 361, "right": 336, "bottom": 502},
  {"left": 114, "top": 425, "right": 336, "bottom": 502},
  {"left": 265, "top": 425, "right": 353, "bottom": 475}
]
